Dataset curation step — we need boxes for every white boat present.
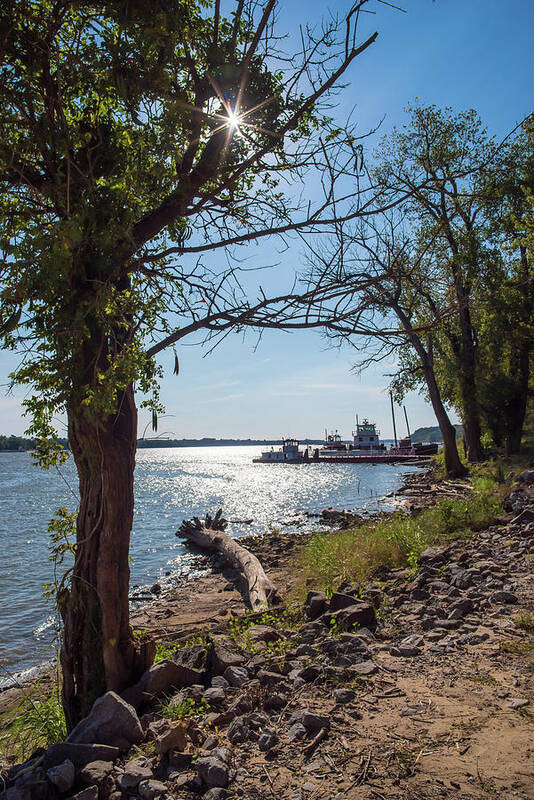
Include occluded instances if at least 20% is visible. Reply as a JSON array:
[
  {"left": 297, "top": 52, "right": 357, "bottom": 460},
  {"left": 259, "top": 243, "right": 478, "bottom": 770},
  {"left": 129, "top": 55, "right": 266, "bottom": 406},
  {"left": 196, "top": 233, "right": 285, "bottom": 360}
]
[{"left": 253, "top": 438, "right": 308, "bottom": 463}]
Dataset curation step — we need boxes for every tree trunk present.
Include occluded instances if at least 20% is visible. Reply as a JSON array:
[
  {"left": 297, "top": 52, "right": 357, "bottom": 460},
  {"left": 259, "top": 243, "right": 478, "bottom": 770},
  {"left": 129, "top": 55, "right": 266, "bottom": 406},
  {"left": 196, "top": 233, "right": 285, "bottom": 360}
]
[
  {"left": 391, "top": 303, "right": 467, "bottom": 478},
  {"left": 421, "top": 363, "right": 467, "bottom": 478},
  {"left": 504, "top": 343, "right": 530, "bottom": 455},
  {"left": 60, "top": 385, "right": 150, "bottom": 730},
  {"left": 452, "top": 274, "right": 484, "bottom": 463}
]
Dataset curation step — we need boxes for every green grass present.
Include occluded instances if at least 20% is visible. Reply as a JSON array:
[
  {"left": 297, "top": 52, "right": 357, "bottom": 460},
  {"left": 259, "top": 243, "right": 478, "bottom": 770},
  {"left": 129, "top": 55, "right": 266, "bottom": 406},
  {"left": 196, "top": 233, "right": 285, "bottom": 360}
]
[
  {"left": 158, "top": 693, "right": 210, "bottom": 721},
  {"left": 298, "top": 476, "right": 505, "bottom": 594},
  {"left": 0, "top": 679, "right": 66, "bottom": 761},
  {"left": 514, "top": 613, "right": 534, "bottom": 634}
]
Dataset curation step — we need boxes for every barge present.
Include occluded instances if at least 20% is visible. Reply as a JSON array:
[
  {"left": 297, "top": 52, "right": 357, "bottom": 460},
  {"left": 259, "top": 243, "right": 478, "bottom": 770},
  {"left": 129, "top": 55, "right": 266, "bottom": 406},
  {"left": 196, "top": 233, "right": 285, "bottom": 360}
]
[{"left": 253, "top": 415, "right": 438, "bottom": 465}]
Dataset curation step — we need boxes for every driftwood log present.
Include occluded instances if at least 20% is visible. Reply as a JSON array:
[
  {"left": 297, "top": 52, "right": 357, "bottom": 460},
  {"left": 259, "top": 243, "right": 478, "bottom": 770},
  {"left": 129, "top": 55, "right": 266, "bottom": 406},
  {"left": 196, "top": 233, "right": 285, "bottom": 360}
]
[{"left": 176, "top": 509, "right": 278, "bottom": 611}]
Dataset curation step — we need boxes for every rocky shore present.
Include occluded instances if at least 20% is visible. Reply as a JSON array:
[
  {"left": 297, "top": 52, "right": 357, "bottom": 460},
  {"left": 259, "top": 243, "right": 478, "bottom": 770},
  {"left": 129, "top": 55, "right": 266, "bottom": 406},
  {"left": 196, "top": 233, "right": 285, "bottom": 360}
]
[{"left": 2, "top": 467, "right": 534, "bottom": 799}]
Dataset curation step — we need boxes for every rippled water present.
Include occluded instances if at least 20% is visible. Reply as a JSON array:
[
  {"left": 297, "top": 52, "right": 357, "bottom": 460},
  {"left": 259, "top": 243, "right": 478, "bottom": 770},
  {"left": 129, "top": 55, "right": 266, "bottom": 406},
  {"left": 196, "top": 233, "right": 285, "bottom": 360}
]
[{"left": 0, "top": 446, "right": 422, "bottom": 680}]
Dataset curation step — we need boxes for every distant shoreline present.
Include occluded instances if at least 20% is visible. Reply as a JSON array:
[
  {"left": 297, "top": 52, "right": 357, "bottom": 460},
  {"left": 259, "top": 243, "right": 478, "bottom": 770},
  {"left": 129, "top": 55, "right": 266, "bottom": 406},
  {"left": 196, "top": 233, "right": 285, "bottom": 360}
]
[{"left": 0, "top": 424, "right": 452, "bottom": 451}]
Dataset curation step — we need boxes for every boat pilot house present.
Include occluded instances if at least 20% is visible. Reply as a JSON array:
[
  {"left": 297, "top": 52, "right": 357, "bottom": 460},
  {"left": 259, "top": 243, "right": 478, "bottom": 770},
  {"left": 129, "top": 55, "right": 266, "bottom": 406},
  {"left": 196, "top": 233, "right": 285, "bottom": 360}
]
[{"left": 353, "top": 420, "right": 381, "bottom": 452}]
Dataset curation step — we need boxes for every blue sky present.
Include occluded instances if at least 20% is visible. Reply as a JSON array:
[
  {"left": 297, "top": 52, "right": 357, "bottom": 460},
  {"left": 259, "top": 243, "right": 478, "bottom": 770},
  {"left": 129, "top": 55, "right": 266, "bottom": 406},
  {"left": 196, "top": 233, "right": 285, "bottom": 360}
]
[{"left": 1, "top": 0, "right": 533, "bottom": 440}]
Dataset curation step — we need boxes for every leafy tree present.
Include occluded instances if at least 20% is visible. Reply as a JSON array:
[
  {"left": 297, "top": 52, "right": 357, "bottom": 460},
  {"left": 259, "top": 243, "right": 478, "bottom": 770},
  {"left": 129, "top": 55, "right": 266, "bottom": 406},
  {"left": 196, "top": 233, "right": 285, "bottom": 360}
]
[
  {"left": 0, "top": 0, "right": 379, "bottom": 726},
  {"left": 475, "top": 117, "right": 534, "bottom": 453},
  {"left": 372, "top": 104, "right": 500, "bottom": 462}
]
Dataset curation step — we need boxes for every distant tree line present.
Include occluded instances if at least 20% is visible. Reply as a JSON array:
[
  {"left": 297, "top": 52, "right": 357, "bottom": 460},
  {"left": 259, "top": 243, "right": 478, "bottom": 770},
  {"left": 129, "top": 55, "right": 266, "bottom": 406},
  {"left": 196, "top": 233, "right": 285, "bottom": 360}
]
[
  {"left": 0, "top": 435, "right": 69, "bottom": 452},
  {"left": 411, "top": 425, "right": 463, "bottom": 444}
]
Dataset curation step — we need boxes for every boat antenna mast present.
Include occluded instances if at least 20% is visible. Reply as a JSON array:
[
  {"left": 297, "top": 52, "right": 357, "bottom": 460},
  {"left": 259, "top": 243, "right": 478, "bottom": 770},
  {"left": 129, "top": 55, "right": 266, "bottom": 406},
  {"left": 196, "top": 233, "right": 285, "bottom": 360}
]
[
  {"left": 389, "top": 391, "right": 398, "bottom": 448},
  {"left": 403, "top": 406, "right": 411, "bottom": 440}
]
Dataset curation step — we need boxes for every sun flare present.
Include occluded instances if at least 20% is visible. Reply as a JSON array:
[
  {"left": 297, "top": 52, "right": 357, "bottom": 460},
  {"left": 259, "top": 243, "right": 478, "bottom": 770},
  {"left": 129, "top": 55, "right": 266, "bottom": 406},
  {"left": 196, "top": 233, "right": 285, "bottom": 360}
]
[{"left": 226, "top": 108, "right": 241, "bottom": 131}]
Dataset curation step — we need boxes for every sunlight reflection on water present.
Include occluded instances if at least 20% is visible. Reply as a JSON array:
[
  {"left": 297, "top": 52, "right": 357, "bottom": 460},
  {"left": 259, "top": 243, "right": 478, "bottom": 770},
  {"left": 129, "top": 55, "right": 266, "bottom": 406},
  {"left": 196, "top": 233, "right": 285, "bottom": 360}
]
[{"left": 0, "top": 445, "right": 422, "bottom": 677}]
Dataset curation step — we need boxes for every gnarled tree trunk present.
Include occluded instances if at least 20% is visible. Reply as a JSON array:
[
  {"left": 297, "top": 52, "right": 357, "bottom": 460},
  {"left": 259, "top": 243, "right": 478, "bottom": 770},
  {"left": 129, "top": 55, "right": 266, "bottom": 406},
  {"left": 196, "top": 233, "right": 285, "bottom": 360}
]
[{"left": 61, "top": 385, "right": 150, "bottom": 729}]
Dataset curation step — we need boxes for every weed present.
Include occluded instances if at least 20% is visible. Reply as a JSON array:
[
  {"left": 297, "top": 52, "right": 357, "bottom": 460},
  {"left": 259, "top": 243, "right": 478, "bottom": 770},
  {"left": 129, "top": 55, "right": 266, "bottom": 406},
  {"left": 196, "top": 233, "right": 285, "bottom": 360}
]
[
  {"left": 467, "top": 671, "right": 498, "bottom": 686},
  {"left": 159, "top": 693, "right": 210, "bottom": 721},
  {"left": 514, "top": 613, "right": 534, "bottom": 634},
  {"left": 499, "top": 640, "right": 534, "bottom": 656},
  {"left": 0, "top": 679, "right": 66, "bottom": 761}
]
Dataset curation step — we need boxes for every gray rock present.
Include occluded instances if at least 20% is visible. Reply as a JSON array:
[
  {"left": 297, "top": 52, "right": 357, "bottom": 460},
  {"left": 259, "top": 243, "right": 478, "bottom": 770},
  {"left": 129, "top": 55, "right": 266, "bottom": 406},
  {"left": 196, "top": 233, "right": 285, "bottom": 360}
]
[
  {"left": 329, "top": 592, "right": 359, "bottom": 611},
  {"left": 44, "top": 742, "right": 120, "bottom": 770},
  {"left": 517, "top": 469, "right": 534, "bottom": 484},
  {"left": 46, "top": 759, "right": 75, "bottom": 793},
  {"left": 211, "top": 676, "right": 229, "bottom": 689},
  {"left": 490, "top": 591, "right": 518, "bottom": 604},
  {"left": 78, "top": 760, "right": 114, "bottom": 786},
  {"left": 320, "top": 602, "right": 376, "bottom": 631},
  {"left": 228, "top": 693, "right": 252, "bottom": 714},
  {"left": 195, "top": 756, "right": 229, "bottom": 788},
  {"left": 202, "top": 735, "right": 220, "bottom": 751},
  {"left": 123, "top": 660, "right": 203, "bottom": 707},
  {"left": 138, "top": 779, "right": 168, "bottom": 799},
  {"left": 287, "top": 723, "right": 307, "bottom": 742},
  {"left": 258, "top": 729, "right": 278, "bottom": 752},
  {"left": 305, "top": 591, "right": 327, "bottom": 620},
  {"left": 334, "top": 688, "right": 355, "bottom": 704},
  {"left": 227, "top": 717, "right": 248, "bottom": 744},
  {"left": 246, "top": 625, "right": 280, "bottom": 643},
  {"left": 397, "top": 635, "right": 423, "bottom": 657},
  {"left": 67, "top": 691, "right": 143, "bottom": 751},
  {"left": 348, "top": 660, "right": 378, "bottom": 676},
  {"left": 256, "top": 669, "right": 286, "bottom": 685},
  {"left": 449, "top": 597, "right": 474, "bottom": 617},
  {"left": 506, "top": 697, "right": 529, "bottom": 709},
  {"left": 203, "top": 687, "right": 225, "bottom": 703},
  {"left": 290, "top": 709, "right": 330, "bottom": 732},
  {"left": 118, "top": 757, "right": 153, "bottom": 790},
  {"left": 209, "top": 643, "right": 245, "bottom": 676},
  {"left": 223, "top": 665, "right": 249, "bottom": 687},
  {"left": 299, "top": 664, "right": 322, "bottom": 682},
  {"left": 263, "top": 692, "right": 287, "bottom": 710}
]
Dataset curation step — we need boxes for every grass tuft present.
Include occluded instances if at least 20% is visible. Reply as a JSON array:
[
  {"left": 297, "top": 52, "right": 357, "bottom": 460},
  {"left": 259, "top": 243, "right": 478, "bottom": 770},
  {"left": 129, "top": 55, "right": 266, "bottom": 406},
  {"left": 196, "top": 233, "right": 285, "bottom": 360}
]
[
  {"left": 298, "top": 478, "right": 504, "bottom": 594},
  {"left": 0, "top": 679, "right": 66, "bottom": 761}
]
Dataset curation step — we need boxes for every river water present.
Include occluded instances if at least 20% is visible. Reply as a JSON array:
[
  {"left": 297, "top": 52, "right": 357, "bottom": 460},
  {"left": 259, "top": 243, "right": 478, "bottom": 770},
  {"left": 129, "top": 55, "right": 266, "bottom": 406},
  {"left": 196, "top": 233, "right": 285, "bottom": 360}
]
[{"left": 0, "top": 445, "right": 422, "bottom": 683}]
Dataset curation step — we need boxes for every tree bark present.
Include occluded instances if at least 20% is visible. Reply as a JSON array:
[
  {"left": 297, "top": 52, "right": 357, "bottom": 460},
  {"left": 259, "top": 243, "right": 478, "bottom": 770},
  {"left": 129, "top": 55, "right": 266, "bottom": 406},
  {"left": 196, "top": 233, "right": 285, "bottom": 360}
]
[
  {"left": 177, "top": 511, "right": 279, "bottom": 611},
  {"left": 422, "top": 361, "right": 467, "bottom": 478},
  {"left": 61, "top": 385, "right": 151, "bottom": 730},
  {"left": 504, "top": 342, "right": 530, "bottom": 455},
  {"left": 391, "top": 303, "right": 467, "bottom": 478}
]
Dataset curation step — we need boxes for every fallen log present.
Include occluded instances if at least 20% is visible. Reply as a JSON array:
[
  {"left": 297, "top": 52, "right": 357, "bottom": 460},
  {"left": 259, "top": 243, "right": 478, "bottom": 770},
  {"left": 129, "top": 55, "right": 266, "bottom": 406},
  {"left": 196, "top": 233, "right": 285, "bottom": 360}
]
[{"left": 176, "top": 509, "right": 279, "bottom": 611}]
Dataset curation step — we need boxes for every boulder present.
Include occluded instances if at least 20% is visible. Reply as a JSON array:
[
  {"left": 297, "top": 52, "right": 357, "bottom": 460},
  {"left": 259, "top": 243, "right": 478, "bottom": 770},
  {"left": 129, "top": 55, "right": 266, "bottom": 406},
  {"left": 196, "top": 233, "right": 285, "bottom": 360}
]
[
  {"left": 78, "top": 761, "right": 114, "bottom": 787},
  {"left": 70, "top": 789, "right": 98, "bottom": 800},
  {"left": 320, "top": 602, "right": 376, "bottom": 631},
  {"left": 305, "top": 591, "right": 327, "bottom": 620},
  {"left": 517, "top": 469, "right": 534, "bottom": 484},
  {"left": 67, "top": 692, "right": 143, "bottom": 751},
  {"left": 289, "top": 709, "right": 330, "bottom": 733},
  {"left": 195, "top": 757, "right": 229, "bottom": 788},
  {"left": 208, "top": 642, "right": 245, "bottom": 676},
  {"left": 329, "top": 592, "right": 359, "bottom": 612},
  {"left": 287, "top": 723, "right": 307, "bottom": 742},
  {"left": 154, "top": 721, "right": 188, "bottom": 755},
  {"left": 246, "top": 625, "right": 280, "bottom": 643},
  {"left": 46, "top": 759, "right": 75, "bottom": 793},
  {"left": 44, "top": 743, "right": 120, "bottom": 771},
  {"left": 123, "top": 661, "right": 203, "bottom": 707},
  {"left": 223, "top": 666, "right": 249, "bottom": 687},
  {"left": 118, "top": 757, "right": 153, "bottom": 791},
  {"left": 138, "top": 779, "right": 168, "bottom": 800}
]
